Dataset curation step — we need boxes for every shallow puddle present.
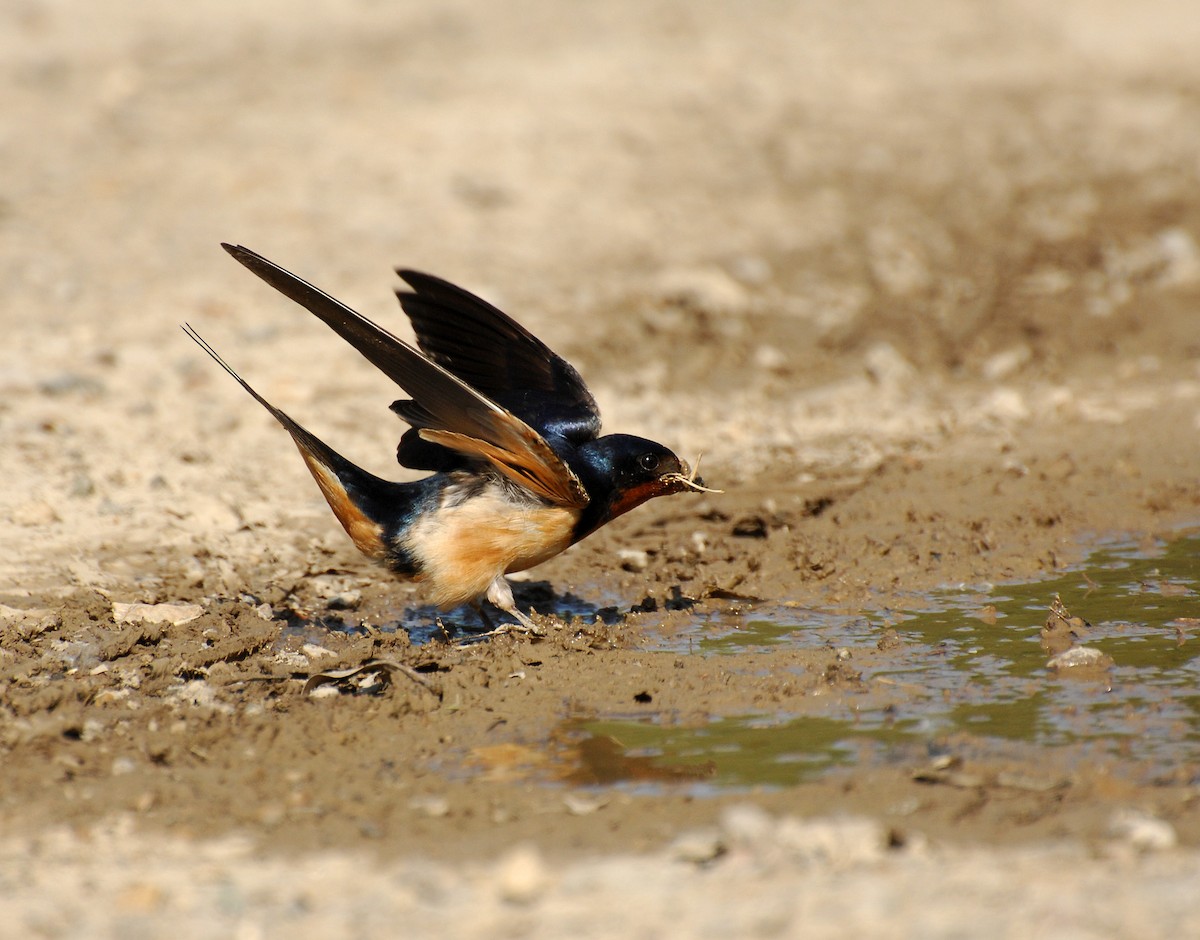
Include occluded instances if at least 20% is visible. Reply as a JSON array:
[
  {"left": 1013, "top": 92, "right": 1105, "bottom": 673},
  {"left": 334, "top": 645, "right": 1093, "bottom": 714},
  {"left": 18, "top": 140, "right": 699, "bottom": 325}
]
[{"left": 570, "top": 529, "right": 1200, "bottom": 789}]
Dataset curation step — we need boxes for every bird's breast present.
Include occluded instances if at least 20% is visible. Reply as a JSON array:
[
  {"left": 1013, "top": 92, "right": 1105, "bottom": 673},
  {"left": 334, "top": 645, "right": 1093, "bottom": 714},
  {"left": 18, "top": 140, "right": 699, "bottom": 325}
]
[{"left": 399, "top": 481, "right": 581, "bottom": 609}]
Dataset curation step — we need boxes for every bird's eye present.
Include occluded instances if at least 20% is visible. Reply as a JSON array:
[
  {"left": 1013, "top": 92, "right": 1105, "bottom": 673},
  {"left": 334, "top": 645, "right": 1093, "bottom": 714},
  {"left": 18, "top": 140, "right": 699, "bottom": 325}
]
[{"left": 638, "top": 453, "right": 659, "bottom": 471}]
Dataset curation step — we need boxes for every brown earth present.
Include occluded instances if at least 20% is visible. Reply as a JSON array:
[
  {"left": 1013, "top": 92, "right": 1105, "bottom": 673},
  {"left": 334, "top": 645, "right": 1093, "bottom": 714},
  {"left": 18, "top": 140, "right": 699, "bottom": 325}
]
[{"left": 3, "top": 1, "right": 1200, "bottom": 935}]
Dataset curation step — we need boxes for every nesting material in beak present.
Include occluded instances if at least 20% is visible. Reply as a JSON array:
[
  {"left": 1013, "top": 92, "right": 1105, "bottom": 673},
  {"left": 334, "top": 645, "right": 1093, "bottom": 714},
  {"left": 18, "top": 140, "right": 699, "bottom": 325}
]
[{"left": 663, "top": 453, "right": 723, "bottom": 494}]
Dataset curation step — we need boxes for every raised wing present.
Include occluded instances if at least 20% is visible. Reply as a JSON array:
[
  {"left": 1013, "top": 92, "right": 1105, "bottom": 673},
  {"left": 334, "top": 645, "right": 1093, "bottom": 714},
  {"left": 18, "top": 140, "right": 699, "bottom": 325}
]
[
  {"left": 221, "top": 244, "right": 589, "bottom": 508},
  {"left": 395, "top": 270, "right": 601, "bottom": 445}
]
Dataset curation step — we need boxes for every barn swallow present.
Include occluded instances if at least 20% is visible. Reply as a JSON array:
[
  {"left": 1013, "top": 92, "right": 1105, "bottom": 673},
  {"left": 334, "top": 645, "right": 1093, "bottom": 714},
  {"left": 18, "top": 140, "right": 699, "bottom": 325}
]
[{"left": 184, "top": 244, "right": 716, "bottom": 633}]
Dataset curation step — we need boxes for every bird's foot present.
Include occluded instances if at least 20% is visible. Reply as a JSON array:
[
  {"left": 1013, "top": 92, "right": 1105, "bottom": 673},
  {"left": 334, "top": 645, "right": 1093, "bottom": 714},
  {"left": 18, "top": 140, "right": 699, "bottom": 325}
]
[
  {"left": 463, "top": 611, "right": 546, "bottom": 643},
  {"left": 454, "top": 597, "right": 545, "bottom": 646},
  {"left": 488, "top": 577, "right": 547, "bottom": 636},
  {"left": 503, "top": 606, "right": 545, "bottom": 636}
]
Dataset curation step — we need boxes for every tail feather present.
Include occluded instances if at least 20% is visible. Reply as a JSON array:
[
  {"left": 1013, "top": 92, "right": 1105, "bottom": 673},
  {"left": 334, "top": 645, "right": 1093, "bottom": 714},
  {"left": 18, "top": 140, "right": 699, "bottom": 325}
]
[{"left": 183, "top": 325, "right": 398, "bottom": 560}]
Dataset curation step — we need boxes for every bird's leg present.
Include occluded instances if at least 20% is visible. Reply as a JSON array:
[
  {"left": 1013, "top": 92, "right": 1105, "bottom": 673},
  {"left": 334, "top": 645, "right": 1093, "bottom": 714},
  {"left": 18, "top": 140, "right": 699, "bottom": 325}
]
[
  {"left": 469, "top": 601, "right": 496, "bottom": 632},
  {"left": 484, "top": 575, "right": 543, "bottom": 636}
]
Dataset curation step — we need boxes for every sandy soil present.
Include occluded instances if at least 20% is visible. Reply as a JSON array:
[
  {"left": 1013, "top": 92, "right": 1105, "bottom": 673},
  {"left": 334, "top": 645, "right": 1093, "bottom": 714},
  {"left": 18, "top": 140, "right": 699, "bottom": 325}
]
[{"left": 3, "top": 1, "right": 1200, "bottom": 935}]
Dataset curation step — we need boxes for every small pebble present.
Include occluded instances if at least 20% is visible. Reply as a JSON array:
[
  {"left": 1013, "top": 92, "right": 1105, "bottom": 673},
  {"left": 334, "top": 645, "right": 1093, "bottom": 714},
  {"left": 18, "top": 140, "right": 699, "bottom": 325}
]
[
  {"left": 754, "top": 345, "right": 788, "bottom": 371},
  {"left": 1110, "top": 809, "right": 1177, "bottom": 852},
  {"left": 981, "top": 345, "right": 1032, "bottom": 381},
  {"left": 408, "top": 794, "right": 450, "bottom": 818},
  {"left": 720, "top": 803, "right": 773, "bottom": 847},
  {"left": 670, "top": 828, "right": 724, "bottom": 864},
  {"left": 563, "top": 793, "right": 607, "bottom": 816},
  {"left": 326, "top": 590, "right": 361, "bottom": 611},
  {"left": 617, "top": 549, "right": 650, "bottom": 572},
  {"left": 495, "top": 845, "right": 548, "bottom": 904},
  {"left": 655, "top": 266, "right": 748, "bottom": 312},
  {"left": 863, "top": 342, "right": 916, "bottom": 387},
  {"left": 1046, "top": 646, "right": 1114, "bottom": 671}
]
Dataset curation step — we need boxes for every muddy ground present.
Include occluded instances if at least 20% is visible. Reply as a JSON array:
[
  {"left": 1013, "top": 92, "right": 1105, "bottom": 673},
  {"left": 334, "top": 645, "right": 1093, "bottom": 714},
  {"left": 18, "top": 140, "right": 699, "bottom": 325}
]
[{"left": 4, "top": 1, "right": 1200, "bottom": 935}]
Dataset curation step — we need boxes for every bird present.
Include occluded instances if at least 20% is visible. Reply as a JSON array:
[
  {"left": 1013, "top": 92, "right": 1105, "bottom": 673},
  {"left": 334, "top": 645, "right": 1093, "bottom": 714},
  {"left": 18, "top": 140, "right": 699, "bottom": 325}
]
[{"left": 184, "top": 244, "right": 717, "bottom": 633}]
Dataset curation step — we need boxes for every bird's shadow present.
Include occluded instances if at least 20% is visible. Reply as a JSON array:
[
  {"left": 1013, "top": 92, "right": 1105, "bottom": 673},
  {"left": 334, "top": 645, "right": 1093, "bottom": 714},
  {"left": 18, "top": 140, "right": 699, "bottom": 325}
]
[
  {"left": 300, "top": 580, "right": 632, "bottom": 645},
  {"left": 285, "top": 580, "right": 698, "bottom": 647},
  {"left": 417, "top": 580, "right": 629, "bottom": 644}
]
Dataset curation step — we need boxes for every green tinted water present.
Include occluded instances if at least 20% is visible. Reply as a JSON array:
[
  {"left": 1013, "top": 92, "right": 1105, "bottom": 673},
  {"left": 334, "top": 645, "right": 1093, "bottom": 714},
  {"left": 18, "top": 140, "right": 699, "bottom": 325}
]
[{"left": 572, "top": 530, "right": 1200, "bottom": 788}]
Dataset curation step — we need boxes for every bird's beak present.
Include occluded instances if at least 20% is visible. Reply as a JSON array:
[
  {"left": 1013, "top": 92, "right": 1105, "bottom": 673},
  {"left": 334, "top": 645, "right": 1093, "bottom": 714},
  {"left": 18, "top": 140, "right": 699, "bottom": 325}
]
[{"left": 662, "top": 454, "right": 722, "bottom": 494}]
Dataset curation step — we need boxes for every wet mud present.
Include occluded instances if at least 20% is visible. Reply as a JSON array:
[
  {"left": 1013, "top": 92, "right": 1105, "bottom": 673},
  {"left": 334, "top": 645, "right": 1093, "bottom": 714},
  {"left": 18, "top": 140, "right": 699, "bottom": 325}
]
[{"left": 4, "top": 417, "right": 1200, "bottom": 862}]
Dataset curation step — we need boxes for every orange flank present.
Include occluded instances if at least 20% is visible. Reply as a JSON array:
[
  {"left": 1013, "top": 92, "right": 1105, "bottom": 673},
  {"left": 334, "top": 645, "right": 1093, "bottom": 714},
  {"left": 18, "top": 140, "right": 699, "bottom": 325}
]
[
  {"left": 402, "top": 487, "right": 581, "bottom": 609},
  {"left": 297, "top": 448, "right": 388, "bottom": 559}
]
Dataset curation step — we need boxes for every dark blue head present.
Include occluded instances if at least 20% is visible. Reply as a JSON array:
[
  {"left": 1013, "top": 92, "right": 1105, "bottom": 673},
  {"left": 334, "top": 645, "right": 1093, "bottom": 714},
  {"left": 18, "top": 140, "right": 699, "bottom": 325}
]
[{"left": 571, "top": 434, "right": 695, "bottom": 539}]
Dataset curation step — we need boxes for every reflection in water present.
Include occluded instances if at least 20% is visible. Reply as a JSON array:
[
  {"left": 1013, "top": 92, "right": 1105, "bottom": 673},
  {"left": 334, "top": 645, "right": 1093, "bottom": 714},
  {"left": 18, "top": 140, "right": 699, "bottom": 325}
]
[{"left": 565, "top": 733, "right": 716, "bottom": 786}]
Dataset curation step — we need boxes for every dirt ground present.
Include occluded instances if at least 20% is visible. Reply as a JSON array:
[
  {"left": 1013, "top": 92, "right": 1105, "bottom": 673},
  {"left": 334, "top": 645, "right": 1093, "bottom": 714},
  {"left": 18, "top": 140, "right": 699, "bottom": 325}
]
[{"left": 4, "top": 1, "right": 1200, "bottom": 935}]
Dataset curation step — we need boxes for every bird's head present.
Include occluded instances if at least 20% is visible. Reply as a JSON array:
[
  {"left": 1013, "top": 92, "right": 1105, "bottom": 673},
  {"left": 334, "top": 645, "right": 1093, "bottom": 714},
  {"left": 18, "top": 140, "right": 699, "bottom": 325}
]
[{"left": 577, "top": 434, "right": 719, "bottom": 526}]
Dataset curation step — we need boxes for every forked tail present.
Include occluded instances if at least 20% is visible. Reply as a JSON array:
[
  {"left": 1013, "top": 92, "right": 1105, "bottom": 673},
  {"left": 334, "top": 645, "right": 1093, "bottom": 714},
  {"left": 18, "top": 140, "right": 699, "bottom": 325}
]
[{"left": 182, "top": 324, "right": 411, "bottom": 563}]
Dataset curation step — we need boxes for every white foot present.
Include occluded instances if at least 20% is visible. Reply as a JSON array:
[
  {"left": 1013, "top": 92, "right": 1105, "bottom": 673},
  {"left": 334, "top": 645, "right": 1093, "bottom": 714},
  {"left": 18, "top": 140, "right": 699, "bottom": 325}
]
[{"left": 483, "top": 576, "right": 543, "bottom": 636}]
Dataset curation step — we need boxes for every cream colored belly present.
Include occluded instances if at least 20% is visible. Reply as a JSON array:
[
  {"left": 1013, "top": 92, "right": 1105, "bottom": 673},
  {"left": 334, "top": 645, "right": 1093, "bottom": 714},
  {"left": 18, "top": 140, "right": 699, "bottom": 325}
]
[{"left": 401, "top": 489, "right": 581, "bottom": 609}]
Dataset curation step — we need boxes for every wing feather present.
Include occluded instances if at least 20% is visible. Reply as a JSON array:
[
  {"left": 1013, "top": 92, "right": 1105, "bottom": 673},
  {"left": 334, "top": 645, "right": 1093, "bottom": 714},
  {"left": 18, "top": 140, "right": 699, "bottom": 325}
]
[
  {"left": 396, "top": 270, "right": 601, "bottom": 443},
  {"left": 222, "top": 244, "right": 589, "bottom": 508}
]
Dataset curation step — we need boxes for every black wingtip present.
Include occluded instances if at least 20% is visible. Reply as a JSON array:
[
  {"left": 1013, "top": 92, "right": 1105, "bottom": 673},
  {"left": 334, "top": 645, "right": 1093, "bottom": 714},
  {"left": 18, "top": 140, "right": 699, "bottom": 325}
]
[
  {"left": 222, "top": 242, "right": 265, "bottom": 268},
  {"left": 395, "top": 269, "right": 463, "bottom": 295}
]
